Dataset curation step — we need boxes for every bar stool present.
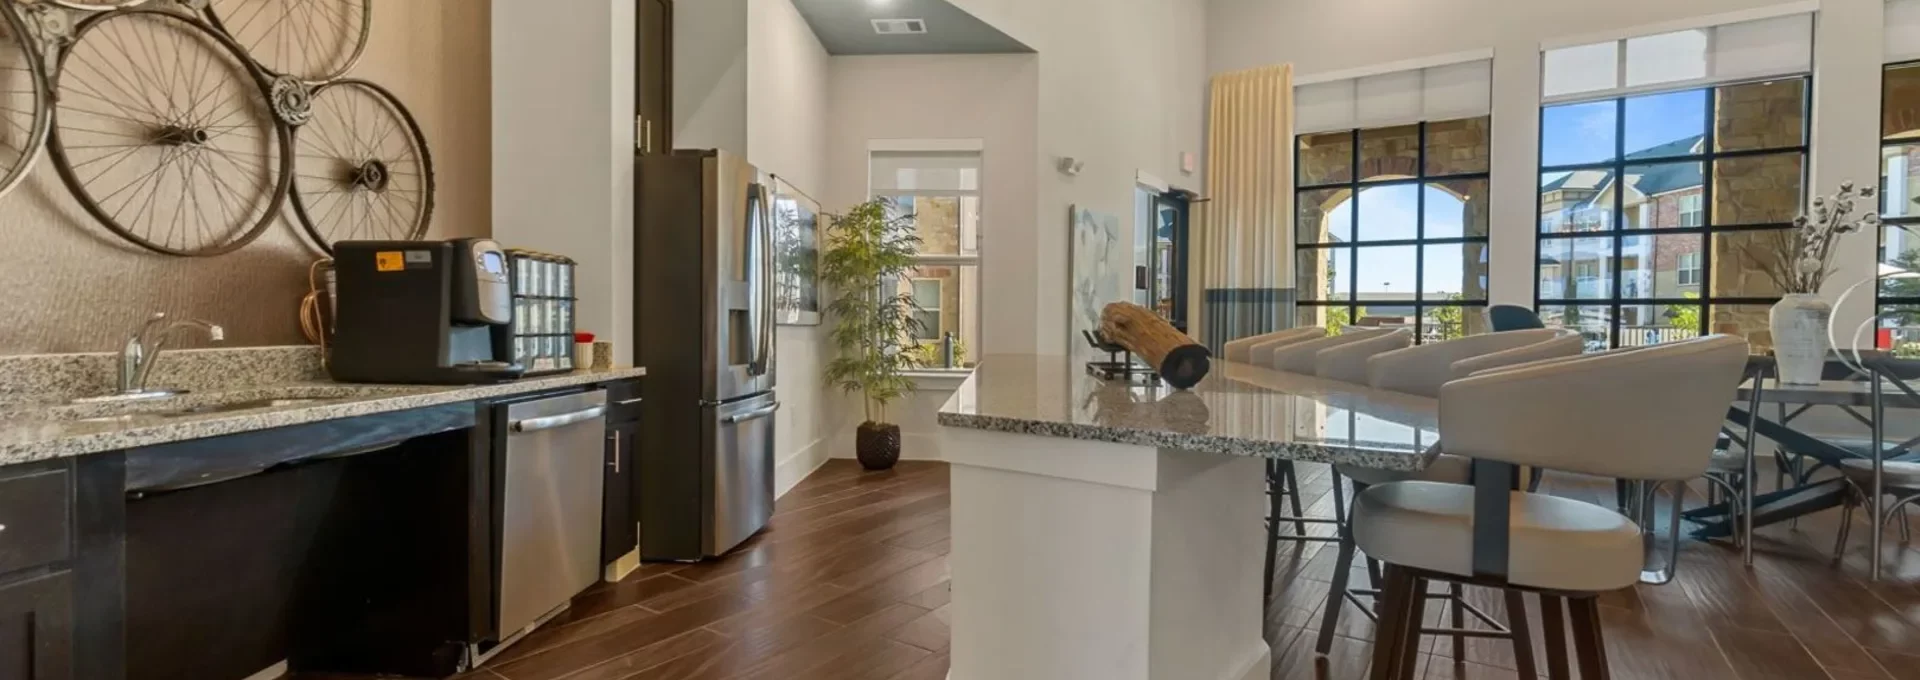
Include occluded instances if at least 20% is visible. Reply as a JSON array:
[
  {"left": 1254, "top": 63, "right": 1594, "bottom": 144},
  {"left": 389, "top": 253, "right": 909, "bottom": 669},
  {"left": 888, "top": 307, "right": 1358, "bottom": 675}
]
[
  {"left": 1225, "top": 326, "right": 1326, "bottom": 364},
  {"left": 1261, "top": 327, "right": 1398, "bottom": 600},
  {"left": 1355, "top": 336, "right": 1749, "bottom": 679},
  {"left": 1268, "top": 327, "right": 1400, "bottom": 374},
  {"left": 1315, "top": 328, "right": 1413, "bottom": 384},
  {"left": 1831, "top": 355, "right": 1920, "bottom": 579},
  {"left": 1314, "top": 330, "right": 1582, "bottom": 660}
]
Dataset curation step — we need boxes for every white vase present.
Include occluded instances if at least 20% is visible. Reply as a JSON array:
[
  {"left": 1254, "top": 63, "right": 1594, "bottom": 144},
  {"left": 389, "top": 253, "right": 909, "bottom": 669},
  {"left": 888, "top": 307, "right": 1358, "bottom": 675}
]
[{"left": 1769, "top": 293, "right": 1831, "bottom": 386}]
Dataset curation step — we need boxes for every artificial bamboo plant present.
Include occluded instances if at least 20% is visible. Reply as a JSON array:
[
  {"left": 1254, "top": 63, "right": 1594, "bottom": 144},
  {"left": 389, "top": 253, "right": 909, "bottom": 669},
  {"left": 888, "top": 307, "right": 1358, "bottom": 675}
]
[{"left": 820, "top": 199, "right": 924, "bottom": 467}]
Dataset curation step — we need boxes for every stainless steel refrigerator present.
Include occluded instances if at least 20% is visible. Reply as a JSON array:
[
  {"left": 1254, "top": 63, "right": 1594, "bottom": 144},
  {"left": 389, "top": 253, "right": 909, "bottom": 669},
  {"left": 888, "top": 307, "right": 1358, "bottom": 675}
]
[{"left": 635, "top": 149, "right": 779, "bottom": 561}]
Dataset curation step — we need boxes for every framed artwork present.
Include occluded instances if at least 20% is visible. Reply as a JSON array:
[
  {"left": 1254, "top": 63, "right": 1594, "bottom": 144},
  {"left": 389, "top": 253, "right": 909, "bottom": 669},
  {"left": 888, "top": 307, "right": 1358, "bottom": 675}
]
[{"left": 772, "top": 176, "right": 822, "bottom": 326}]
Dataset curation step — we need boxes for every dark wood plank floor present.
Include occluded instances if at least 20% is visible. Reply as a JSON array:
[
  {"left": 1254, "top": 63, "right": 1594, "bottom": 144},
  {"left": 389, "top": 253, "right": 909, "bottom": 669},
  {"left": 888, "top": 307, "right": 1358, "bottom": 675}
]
[{"left": 316, "top": 458, "right": 1920, "bottom": 680}]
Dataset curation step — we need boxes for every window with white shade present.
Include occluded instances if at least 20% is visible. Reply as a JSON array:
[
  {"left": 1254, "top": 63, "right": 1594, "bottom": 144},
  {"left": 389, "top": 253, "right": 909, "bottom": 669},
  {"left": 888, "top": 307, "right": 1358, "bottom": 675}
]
[
  {"left": 1537, "top": 14, "right": 1811, "bottom": 351},
  {"left": 869, "top": 148, "right": 981, "bottom": 370},
  {"left": 1295, "top": 59, "right": 1492, "bottom": 134},
  {"left": 1541, "top": 13, "right": 1813, "bottom": 103}
]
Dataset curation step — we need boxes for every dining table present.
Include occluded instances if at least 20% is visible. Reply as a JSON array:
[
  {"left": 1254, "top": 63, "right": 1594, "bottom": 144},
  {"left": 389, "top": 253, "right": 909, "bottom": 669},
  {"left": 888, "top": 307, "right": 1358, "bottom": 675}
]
[{"left": 1694, "top": 354, "right": 1920, "bottom": 577}]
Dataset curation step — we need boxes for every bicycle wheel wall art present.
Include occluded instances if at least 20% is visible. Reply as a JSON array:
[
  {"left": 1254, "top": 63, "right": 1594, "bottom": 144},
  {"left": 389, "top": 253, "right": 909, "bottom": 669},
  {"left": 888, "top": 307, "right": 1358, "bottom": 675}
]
[{"left": 3, "top": 0, "right": 432, "bottom": 257}]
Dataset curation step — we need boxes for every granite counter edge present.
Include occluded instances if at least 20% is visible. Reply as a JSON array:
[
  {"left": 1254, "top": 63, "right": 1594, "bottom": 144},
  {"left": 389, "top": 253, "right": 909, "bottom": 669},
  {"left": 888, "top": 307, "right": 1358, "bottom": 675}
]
[{"left": 935, "top": 411, "right": 1432, "bottom": 471}]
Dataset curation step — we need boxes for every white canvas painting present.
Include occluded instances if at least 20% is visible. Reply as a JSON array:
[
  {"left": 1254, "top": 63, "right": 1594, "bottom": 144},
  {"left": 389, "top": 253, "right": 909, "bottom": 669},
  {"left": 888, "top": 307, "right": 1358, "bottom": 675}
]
[{"left": 1070, "top": 205, "right": 1122, "bottom": 358}]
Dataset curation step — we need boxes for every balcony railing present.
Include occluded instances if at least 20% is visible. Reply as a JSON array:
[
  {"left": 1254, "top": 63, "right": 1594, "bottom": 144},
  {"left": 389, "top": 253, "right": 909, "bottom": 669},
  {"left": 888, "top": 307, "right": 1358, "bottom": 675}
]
[{"left": 1619, "top": 326, "right": 1700, "bottom": 347}]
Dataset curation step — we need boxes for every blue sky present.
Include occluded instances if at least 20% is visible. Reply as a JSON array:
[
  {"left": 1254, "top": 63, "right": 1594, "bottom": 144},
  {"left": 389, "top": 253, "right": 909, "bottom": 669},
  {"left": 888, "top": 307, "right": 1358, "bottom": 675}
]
[{"left": 1326, "top": 88, "right": 1709, "bottom": 301}]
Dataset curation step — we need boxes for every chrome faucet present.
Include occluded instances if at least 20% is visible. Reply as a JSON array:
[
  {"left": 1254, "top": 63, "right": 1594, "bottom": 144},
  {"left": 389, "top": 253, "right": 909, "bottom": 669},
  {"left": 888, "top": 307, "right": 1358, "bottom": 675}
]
[{"left": 115, "top": 312, "right": 224, "bottom": 398}]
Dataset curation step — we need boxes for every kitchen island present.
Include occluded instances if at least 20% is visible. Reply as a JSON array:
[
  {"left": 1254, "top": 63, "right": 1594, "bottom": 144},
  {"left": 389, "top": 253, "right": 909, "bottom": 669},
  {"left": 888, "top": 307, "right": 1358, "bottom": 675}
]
[{"left": 937, "top": 354, "right": 1439, "bottom": 680}]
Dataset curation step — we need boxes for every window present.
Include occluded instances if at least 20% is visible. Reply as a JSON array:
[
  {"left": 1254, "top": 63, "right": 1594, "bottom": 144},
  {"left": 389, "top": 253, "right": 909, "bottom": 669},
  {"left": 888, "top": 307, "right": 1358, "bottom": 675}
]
[
  {"left": 1536, "top": 78, "right": 1809, "bottom": 350},
  {"left": 1295, "top": 116, "right": 1491, "bottom": 343},
  {"left": 1677, "top": 252, "right": 1702, "bottom": 286},
  {"left": 1541, "top": 13, "right": 1812, "bottom": 103},
  {"left": 1879, "top": 62, "right": 1920, "bottom": 353},
  {"left": 870, "top": 148, "right": 981, "bottom": 369},
  {"left": 908, "top": 279, "right": 942, "bottom": 340}
]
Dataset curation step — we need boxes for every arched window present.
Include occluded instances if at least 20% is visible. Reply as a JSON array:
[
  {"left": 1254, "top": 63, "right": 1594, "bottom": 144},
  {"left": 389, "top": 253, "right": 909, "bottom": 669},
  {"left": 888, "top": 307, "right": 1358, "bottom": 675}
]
[{"left": 1294, "top": 118, "right": 1490, "bottom": 342}]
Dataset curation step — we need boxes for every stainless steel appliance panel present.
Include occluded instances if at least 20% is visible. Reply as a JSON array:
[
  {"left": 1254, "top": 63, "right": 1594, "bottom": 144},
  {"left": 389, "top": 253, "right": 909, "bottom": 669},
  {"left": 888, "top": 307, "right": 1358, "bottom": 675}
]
[
  {"left": 704, "top": 152, "right": 777, "bottom": 402},
  {"left": 706, "top": 392, "right": 778, "bottom": 555},
  {"left": 498, "top": 390, "right": 607, "bottom": 637}
]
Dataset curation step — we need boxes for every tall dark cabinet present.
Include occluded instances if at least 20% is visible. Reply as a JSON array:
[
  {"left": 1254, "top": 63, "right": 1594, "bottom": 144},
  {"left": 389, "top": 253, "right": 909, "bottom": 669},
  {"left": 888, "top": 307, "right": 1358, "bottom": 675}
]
[{"left": 635, "top": 0, "right": 672, "bottom": 155}]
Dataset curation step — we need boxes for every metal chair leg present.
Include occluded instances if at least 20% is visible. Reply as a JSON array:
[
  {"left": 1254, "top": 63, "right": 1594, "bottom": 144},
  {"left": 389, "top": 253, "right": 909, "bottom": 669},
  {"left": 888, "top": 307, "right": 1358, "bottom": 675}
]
[
  {"left": 1568, "top": 596, "right": 1612, "bottom": 680},
  {"left": 1834, "top": 488, "right": 1856, "bottom": 565},
  {"left": 1506, "top": 591, "right": 1538, "bottom": 677},
  {"left": 1449, "top": 582, "right": 1467, "bottom": 663},
  {"left": 1540, "top": 595, "right": 1571, "bottom": 680},
  {"left": 1316, "top": 527, "right": 1357, "bottom": 656}
]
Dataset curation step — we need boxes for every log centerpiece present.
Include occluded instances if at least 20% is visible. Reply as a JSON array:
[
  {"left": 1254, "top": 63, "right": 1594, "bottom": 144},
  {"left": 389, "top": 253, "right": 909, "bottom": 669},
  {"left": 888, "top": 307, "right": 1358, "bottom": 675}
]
[{"left": 1098, "top": 301, "right": 1211, "bottom": 389}]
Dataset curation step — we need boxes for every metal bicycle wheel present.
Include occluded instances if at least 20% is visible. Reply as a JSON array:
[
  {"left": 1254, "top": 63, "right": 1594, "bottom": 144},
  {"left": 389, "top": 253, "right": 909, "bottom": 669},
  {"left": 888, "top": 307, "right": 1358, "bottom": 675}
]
[
  {"left": 205, "top": 0, "right": 368, "bottom": 84},
  {"left": 0, "top": 2, "right": 51, "bottom": 201},
  {"left": 47, "top": 0, "right": 147, "bottom": 11},
  {"left": 289, "top": 78, "right": 431, "bottom": 253},
  {"left": 47, "top": 8, "right": 291, "bottom": 256}
]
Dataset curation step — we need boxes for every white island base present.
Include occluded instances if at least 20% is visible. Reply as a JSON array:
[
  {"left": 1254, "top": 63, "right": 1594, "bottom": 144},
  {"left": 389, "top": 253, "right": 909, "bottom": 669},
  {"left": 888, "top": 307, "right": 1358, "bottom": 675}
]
[{"left": 941, "top": 426, "right": 1272, "bottom": 680}]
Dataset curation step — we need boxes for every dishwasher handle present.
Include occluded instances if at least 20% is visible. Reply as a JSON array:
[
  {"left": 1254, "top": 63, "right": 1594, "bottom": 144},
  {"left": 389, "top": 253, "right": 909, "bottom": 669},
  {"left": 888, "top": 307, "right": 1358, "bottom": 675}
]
[
  {"left": 723, "top": 401, "right": 781, "bottom": 424},
  {"left": 511, "top": 405, "right": 608, "bottom": 433}
]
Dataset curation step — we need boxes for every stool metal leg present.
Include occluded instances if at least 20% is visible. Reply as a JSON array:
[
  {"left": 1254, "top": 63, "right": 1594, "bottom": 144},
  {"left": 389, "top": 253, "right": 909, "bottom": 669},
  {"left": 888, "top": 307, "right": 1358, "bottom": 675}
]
[
  {"left": 1568, "top": 596, "right": 1612, "bottom": 680},
  {"left": 1872, "top": 375, "right": 1886, "bottom": 581},
  {"left": 1742, "top": 369, "right": 1763, "bottom": 567},
  {"left": 1283, "top": 462, "right": 1307, "bottom": 536},
  {"left": 1506, "top": 591, "right": 1538, "bottom": 677},
  {"left": 1449, "top": 582, "right": 1467, "bottom": 663},
  {"left": 1368, "top": 566, "right": 1419, "bottom": 680},
  {"left": 1316, "top": 525, "right": 1357, "bottom": 655},
  {"left": 1540, "top": 596, "right": 1570, "bottom": 680}
]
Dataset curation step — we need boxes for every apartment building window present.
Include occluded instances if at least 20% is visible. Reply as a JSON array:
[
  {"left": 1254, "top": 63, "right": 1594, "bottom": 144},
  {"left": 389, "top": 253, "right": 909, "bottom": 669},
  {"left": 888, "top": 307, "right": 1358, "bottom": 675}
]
[
  {"left": 1293, "top": 60, "right": 1493, "bottom": 342},
  {"left": 1536, "top": 13, "right": 1811, "bottom": 350},
  {"left": 1880, "top": 62, "right": 1920, "bottom": 354},
  {"left": 870, "top": 148, "right": 981, "bottom": 369}
]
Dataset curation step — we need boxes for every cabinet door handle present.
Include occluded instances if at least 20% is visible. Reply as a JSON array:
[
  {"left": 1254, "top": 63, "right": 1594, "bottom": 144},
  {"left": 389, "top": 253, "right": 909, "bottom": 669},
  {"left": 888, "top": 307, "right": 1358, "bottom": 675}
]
[
  {"left": 616, "top": 397, "right": 644, "bottom": 406},
  {"left": 644, "top": 119, "right": 653, "bottom": 153},
  {"left": 608, "top": 431, "right": 622, "bottom": 473}
]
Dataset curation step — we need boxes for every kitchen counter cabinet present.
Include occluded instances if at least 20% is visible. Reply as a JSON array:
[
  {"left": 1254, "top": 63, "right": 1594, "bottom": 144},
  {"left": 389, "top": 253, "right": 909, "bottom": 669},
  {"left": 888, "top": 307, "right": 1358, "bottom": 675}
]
[{"left": 0, "top": 571, "right": 73, "bottom": 679}]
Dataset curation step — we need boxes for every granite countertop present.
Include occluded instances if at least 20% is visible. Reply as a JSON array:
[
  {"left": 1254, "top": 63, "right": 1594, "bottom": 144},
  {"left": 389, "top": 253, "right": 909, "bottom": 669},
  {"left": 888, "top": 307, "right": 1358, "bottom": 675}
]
[
  {"left": 936, "top": 354, "right": 1437, "bottom": 470},
  {"left": 0, "top": 367, "right": 647, "bottom": 465}
]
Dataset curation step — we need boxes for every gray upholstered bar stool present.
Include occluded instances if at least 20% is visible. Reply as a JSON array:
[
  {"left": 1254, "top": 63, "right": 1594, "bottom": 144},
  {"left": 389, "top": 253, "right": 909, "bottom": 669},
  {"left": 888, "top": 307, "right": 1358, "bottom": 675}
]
[
  {"left": 1260, "top": 327, "right": 1401, "bottom": 600},
  {"left": 1224, "top": 326, "right": 1326, "bottom": 364},
  {"left": 1315, "top": 328, "right": 1414, "bottom": 384},
  {"left": 1356, "top": 336, "right": 1749, "bottom": 680},
  {"left": 1314, "top": 329, "right": 1583, "bottom": 659}
]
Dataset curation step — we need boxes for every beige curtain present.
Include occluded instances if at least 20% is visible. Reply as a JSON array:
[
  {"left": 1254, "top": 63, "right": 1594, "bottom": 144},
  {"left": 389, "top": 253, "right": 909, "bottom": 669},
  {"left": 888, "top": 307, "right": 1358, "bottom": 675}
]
[{"left": 1196, "top": 64, "right": 1293, "bottom": 350}]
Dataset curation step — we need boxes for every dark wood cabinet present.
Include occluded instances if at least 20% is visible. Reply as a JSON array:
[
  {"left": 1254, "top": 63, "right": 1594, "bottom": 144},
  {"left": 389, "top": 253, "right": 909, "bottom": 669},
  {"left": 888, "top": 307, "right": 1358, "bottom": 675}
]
[
  {"left": 635, "top": 0, "right": 672, "bottom": 155},
  {"left": 0, "top": 571, "right": 74, "bottom": 680},
  {"left": 602, "top": 379, "right": 643, "bottom": 565},
  {"left": 601, "top": 420, "right": 639, "bottom": 563}
]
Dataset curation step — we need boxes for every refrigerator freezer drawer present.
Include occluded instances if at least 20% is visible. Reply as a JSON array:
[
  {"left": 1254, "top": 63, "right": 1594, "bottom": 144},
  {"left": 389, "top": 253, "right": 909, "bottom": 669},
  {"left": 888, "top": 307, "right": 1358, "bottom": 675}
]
[{"left": 707, "top": 393, "right": 777, "bottom": 556}]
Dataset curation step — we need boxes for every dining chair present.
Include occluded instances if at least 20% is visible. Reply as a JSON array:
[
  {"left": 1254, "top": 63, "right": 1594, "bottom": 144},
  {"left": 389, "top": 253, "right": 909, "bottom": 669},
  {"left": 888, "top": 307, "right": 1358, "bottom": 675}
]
[
  {"left": 1354, "top": 335, "right": 1749, "bottom": 679},
  {"left": 1261, "top": 327, "right": 1398, "bottom": 600},
  {"left": 1311, "top": 329, "right": 1582, "bottom": 660},
  {"left": 1269, "top": 327, "right": 1400, "bottom": 374},
  {"left": 1245, "top": 327, "right": 1329, "bottom": 366},
  {"left": 1487, "top": 305, "right": 1546, "bottom": 331},
  {"left": 1224, "top": 326, "right": 1325, "bottom": 364},
  {"left": 1831, "top": 356, "right": 1920, "bottom": 579}
]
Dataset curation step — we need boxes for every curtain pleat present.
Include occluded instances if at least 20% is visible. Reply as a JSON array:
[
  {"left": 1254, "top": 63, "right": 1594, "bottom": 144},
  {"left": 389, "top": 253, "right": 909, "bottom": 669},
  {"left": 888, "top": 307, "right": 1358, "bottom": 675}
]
[{"left": 1197, "top": 64, "right": 1293, "bottom": 351}]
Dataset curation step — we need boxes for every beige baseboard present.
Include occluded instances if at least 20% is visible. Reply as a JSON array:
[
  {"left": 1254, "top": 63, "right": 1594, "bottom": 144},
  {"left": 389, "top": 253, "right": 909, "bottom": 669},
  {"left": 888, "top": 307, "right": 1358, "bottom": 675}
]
[{"left": 603, "top": 547, "right": 640, "bottom": 583}]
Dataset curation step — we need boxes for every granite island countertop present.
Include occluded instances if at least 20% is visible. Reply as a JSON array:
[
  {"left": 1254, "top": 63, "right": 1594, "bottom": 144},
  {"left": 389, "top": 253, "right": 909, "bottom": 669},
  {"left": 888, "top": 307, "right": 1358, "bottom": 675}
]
[
  {"left": 0, "top": 367, "right": 646, "bottom": 465},
  {"left": 936, "top": 354, "right": 1437, "bottom": 470}
]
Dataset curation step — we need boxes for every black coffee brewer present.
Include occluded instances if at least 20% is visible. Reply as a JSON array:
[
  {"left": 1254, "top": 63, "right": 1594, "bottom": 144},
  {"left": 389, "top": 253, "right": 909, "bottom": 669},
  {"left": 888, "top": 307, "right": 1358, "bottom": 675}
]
[{"left": 328, "top": 238, "right": 526, "bottom": 384}]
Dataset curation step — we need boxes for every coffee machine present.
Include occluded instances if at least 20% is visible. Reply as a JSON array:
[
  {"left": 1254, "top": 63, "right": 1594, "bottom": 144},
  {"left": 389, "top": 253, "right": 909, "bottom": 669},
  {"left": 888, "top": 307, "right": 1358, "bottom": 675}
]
[{"left": 328, "top": 238, "right": 526, "bottom": 384}]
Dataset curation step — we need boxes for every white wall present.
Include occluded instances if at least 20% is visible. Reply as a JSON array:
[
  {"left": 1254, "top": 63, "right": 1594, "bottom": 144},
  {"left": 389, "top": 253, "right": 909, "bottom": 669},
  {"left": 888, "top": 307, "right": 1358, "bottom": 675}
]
[
  {"left": 824, "top": 53, "right": 1043, "bottom": 459},
  {"left": 1204, "top": 0, "right": 1886, "bottom": 338},
  {"left": 674, "top": 0, "right": 748, "bottom": 154},
  {"left": 492, "top": 0, "right": 636, "bottom": 364},
  {"left": 925, "top": 0, "right": 1210, "bottom": 357},
  {"left": 744, "top": 0, "right": 837, "bottom": 493}
]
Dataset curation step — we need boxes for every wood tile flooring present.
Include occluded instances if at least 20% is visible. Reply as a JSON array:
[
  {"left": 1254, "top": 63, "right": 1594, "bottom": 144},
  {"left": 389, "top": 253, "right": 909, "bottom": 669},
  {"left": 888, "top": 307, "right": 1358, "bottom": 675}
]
[{"left": 320, "top": 458, "right": 1920, "bottom": 679}]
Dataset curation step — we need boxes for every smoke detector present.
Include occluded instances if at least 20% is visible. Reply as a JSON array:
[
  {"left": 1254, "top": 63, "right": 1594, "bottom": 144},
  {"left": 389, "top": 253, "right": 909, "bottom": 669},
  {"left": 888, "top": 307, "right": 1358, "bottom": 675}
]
[{"left": 872, "top": 18, "right": 927, "bottom": 35}]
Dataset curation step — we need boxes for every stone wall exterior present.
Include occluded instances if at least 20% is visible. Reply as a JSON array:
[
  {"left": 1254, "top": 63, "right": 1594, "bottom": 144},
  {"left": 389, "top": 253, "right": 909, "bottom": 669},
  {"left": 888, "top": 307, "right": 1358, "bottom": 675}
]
[
  {"left": 1714, "top": 153, "right": 1803, "bottom": 226},
  {"left": 1425, "top": 117, "right": 1490, "bottom": 176},
  {"left": 1715, "top": 79, "right": 1804, "bottom": 152}
]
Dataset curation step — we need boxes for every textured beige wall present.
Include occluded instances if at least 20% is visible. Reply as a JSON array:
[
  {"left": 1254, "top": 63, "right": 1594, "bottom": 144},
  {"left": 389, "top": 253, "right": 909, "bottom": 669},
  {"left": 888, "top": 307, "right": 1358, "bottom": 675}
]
[{"left": 0, "top": 0, "right": 490, "bottom": 354}]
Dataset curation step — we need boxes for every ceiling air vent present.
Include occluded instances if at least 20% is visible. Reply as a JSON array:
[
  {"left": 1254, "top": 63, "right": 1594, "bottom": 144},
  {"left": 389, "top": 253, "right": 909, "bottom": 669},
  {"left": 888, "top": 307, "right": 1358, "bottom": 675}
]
[{"left": 871, "top": 18, "right": 927, "bottom": 35}]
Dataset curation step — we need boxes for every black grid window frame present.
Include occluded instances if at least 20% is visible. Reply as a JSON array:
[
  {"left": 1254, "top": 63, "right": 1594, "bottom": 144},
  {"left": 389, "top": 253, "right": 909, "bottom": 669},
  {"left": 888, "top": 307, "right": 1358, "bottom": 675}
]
[
  {"left": 1532, "top": 77, "right": 1812, "bottom": 349},
  {"left": 1292, "top": 119, "right": 1492, "bottom": 343},
  {"left": 1881, "top": 63, "right": 1920, "bottom": 321}
]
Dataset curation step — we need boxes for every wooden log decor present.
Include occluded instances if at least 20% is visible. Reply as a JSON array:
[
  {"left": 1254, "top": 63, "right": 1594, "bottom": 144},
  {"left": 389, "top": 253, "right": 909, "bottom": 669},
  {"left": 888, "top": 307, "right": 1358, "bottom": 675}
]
[{"left": 1099, "top": 302, "right": 1211, "bottom": 389}]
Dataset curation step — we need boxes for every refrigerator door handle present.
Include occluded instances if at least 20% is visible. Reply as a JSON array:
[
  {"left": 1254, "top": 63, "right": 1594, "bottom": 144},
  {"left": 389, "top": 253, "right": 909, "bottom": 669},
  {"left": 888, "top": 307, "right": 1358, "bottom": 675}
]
[
  {"left": 745, "top": 181, "right": 773, "bottom": 376},
  {"left": 722, "top": 401, "right": 781, "bottom": 424}
]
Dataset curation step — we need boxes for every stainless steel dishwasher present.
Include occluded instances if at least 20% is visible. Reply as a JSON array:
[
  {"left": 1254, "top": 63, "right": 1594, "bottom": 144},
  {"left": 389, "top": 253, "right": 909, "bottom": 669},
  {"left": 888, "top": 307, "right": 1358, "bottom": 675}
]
[{"left": 496, "top": 389, "right": 607, "bottom": 641}]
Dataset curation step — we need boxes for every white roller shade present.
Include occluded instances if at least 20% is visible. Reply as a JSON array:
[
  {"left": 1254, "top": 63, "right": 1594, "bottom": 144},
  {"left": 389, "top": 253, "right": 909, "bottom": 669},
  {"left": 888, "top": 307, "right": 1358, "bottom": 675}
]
[
  {"left": 1293, "top": 59, "right": 1491, "bottom": 134},
  {"left": 1542, "top": 12, "right": 1811, "bottom": 102},
  {"left": 869, "top": 151, "right": 980, "bottom": 194},
  {"left": 1891, "top": 0, "right": 1920, "bottom": 63}
]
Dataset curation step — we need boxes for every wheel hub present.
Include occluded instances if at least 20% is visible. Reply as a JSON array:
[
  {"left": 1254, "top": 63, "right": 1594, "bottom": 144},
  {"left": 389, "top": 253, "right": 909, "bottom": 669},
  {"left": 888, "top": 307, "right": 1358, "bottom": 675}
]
[
  {"left": 350, "top": 159, "right": 389, "bottom": 191},
  {"left": 153, "top": 125, "right": 209, "bottom": 147}
]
